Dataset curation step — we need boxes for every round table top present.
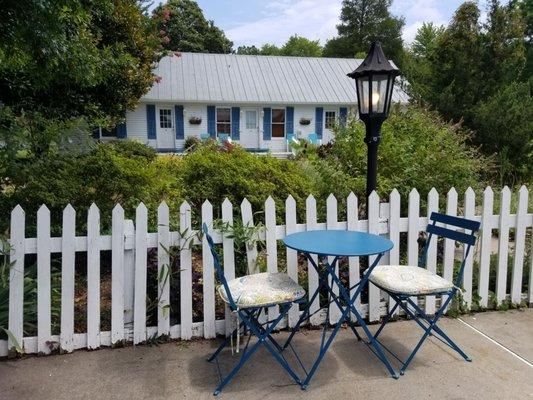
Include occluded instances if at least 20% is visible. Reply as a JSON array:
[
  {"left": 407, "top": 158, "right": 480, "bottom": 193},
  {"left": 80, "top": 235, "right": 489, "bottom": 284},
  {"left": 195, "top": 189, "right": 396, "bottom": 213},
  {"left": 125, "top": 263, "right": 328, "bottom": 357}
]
[{"left": 283, "top": 230, "right": 393, "bottom": 257}]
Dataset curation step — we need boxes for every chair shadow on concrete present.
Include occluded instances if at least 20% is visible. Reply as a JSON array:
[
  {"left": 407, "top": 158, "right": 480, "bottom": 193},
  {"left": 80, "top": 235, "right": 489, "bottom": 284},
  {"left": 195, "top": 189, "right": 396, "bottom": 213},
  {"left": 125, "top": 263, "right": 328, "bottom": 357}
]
[{"left": 187, "top": 331, "right": 341, "bottom": 395}]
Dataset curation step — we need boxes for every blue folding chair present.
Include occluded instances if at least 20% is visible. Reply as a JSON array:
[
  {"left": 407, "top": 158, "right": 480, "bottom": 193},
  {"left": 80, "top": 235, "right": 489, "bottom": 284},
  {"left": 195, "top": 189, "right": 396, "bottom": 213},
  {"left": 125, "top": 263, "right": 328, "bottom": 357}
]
[
  {"left": 367, "top": 212, "right": 480, "bottom": 375},
  {"left": 202, "top": 224, "right": 306, "bottom": 395}
]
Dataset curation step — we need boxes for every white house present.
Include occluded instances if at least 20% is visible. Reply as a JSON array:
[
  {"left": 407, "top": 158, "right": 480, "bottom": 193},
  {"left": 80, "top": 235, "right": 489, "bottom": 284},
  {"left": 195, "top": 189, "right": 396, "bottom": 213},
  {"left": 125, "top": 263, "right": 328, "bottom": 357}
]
[{"left": 99, "top": 52, "right": 408, "bottom": 152}]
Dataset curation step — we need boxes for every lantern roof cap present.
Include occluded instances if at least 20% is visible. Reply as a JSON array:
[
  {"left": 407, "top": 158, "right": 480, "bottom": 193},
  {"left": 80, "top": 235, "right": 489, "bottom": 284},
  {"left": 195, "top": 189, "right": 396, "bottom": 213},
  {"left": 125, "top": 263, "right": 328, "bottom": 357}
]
[{"left": 347, "top": 41, "right": 400, "bottom": 79}]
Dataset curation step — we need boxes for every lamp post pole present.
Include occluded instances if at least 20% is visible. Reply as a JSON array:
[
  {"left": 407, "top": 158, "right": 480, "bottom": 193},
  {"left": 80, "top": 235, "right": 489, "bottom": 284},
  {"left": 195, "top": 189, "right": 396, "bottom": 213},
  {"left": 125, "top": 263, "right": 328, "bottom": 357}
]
[{"left": 364, "top": 119, "right": 383, "bottom": 199}]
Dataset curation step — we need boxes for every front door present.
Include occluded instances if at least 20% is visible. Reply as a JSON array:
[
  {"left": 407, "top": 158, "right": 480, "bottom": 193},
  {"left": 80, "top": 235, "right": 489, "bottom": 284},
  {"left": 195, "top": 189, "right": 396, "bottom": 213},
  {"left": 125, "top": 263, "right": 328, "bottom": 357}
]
[
  {"left": 157, "top": 106, "right": 175, "bottom": 150},
  {"left": 323, "top": 109, "right": 337, "bottom": 144},
  {"left": 240, "top": 108, "right": 259, "bottom": 149}
]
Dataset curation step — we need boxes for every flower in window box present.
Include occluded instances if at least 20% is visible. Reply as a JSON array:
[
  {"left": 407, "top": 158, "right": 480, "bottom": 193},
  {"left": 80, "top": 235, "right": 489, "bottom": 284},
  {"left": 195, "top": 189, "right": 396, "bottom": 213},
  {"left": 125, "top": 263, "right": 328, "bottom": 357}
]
[
  {"left": 189, "top": 116, "right": 202, "bottom": 125},
  {"left": 299, "top": 117, "right": 311, "bottom": 125}
]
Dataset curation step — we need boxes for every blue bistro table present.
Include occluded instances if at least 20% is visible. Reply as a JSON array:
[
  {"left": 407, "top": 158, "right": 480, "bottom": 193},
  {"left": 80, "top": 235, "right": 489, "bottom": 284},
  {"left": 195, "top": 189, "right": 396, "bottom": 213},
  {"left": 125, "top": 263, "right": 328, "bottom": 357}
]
[{"left": 282, "top": 230, "right": 397, "bottom": 389}]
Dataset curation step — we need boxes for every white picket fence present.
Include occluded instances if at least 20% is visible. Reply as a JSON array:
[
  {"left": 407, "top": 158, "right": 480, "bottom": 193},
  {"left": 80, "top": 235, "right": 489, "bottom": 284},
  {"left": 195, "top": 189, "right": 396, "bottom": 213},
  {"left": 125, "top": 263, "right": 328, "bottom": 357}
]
[{"left": 2, "top": 185, "right": 532, "bottom": 356}]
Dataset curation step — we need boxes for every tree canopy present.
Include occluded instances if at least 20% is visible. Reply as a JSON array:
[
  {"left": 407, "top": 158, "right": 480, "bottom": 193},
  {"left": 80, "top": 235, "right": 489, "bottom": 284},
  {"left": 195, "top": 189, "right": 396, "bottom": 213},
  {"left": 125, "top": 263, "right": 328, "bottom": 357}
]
[
  {"left": 0, "top": 0, "right": 161, "bottom": 123},
  {"left": 153, "top": 0, "right": 232, "bottom": 53},
  {"left": 323, "top": 0, "right": 405, "bottom": 64},
  {"left": 236, "top": 36, "right": 322, "bottom": 57}
]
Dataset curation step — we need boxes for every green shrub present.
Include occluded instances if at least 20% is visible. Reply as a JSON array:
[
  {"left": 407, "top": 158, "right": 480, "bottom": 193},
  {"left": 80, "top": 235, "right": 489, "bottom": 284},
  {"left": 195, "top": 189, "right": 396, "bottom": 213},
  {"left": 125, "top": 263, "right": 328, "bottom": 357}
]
[
  {"left": 316, "top": 106, "right": 492, "bottom": 203},
  {"left": 173, "top": 142, "right": 313, "bottom": 222}
]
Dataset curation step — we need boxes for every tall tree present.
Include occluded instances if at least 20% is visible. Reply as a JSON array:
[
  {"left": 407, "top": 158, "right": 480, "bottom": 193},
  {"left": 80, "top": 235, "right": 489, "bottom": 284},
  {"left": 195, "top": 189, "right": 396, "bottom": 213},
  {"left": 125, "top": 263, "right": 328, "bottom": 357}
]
[
  {"left": 280, "top": 35, "right": 322, "bottom": 57},
  {"left": 411, "top": 22, "right": 445, "bottom": 57},
  {"left": 236, "top": 45, "right": 261, "bottom": 55},
  {"left": 0, "top": 0, "right": 161, "bottom": 123},
  {"left": 323, "top": 0, "right": 405, "bottom": 64},
  {"left": 153, "top": 0, "right": 232, "bottom": 53}
]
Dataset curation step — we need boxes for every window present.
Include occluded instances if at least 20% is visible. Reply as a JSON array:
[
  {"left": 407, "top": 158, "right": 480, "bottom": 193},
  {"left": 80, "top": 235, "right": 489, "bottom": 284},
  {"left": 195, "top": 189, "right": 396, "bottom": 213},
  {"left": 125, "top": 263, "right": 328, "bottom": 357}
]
[
  {"left": 325, "top": 111, "right": 336, "bottom": 129},
  {"left": 217, "top": 107, "right": 231, "bottom": 135},
  {"left": 271, "top": 108, "right": 285, "bottom": 138},
  {"left": 159, "top": 108, "right": 173, "bottom": 128},
  {"left": 245, "top": 110, "right": 257, "bottom": 129},
  {"left": 93, "top": 126, "right": 117, "bottom": 138}
]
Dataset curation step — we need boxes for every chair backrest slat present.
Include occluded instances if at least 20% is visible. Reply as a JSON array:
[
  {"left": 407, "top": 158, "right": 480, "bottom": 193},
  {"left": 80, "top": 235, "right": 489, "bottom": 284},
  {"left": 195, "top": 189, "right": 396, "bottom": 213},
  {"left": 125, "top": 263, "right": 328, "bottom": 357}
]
[
  {"left": 426, "top": 224, "right": 477, "bottom": 246},
  {"left": 430, "top": 212, "right": 480, "bottom": 231}
]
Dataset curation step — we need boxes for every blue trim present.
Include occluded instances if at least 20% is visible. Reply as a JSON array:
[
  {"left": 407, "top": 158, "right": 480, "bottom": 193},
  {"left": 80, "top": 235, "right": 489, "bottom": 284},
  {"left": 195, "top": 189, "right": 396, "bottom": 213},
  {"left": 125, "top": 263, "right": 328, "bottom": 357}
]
[
  {"left": 339, "top": 107, "right": 348, "bottom": 126},
  {"left": 286, "top": 106, "right": 294, "bottom": 135},
  {"left": 315, "top": 107, "right": 323, "bottom": 139},
  {"left": 175, "top": 105, "right": 184, "bottom": 139},
  {"left": 146, "top": 105, "right": 156, "bottom": 140},
  {"left": 263, "top": 108, "right": 271, "bottom": 140},
  {"left": 231, "top": 107, "right": 240, "bottom": 140},
  {"left": 207, "top": 106, "right": 216, "bottom": 138},
  {"left": 116, "top": 122, "right": 127, "bottom": 138}
]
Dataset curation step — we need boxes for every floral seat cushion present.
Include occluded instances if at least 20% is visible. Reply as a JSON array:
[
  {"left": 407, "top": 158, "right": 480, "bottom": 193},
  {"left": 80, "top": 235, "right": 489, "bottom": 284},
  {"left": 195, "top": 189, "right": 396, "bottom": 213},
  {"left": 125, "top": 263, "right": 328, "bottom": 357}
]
[
  {"left": 369, "top": 265, "right": 455, "bottom": 295},
  {"left": 218, "top": 272, "right": 306, "bottom": 309}
]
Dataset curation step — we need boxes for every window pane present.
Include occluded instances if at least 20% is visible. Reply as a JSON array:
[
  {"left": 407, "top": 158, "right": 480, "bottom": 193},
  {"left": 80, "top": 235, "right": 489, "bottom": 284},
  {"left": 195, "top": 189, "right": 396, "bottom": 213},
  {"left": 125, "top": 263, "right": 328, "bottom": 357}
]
[
  {"left": 159, "top": 109, "right": 172, "bottom": 128},
  {"left": 272, "top": 109, "right": 285, "bottom": 123},
  {"left": 217, "top": 108, "right": 230, "bottom": 123},
  {"left": 245, "top": 110, "right": 257, "bottom": 129},
  {"left": 272, "top": 124, "right": 285, "bottom": 137},
  {"left": 217, "top": 123, "right": 231, "bottom": 134},
  {"left": 325, "top": 111, "right": 336, "bottom": 129}
]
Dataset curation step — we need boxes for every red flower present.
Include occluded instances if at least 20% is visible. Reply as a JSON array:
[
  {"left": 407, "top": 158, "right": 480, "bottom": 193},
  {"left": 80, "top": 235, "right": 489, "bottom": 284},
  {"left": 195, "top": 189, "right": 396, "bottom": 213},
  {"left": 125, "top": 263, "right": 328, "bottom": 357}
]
[
  {"left": 174, "top": 51, "right": 182, "bottom": 57},
  {"left": 162, "top": 36, "right": 170, "bottom": 44},
  {"left": 154, "top": 75, "right": 163, "bottom": 83}
]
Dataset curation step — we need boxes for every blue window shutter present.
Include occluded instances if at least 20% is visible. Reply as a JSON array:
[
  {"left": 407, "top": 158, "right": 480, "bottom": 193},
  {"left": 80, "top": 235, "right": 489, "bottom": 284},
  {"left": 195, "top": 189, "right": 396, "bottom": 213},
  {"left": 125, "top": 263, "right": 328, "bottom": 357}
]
[
  {"left": 207, "top": 106, "right": 216, "bottom": 138},
  {"left": 146, "top": 105, "right": 156, "bottom": 140},
  {"left": 263, "top": 108, "right": 272, "bottom": 140},
  {"left": 175, "top": 105, "right": 184, "bottom": 139},
  {"left": 116, "top": 122, "right": 127, "bottom": 138},
  {"left": 339, "top": 107, "right": 348, "bottom": 127},
  {"left": 231, "top": 107, "right": 240, "bottom": 140},
  {"left": 286, "top": 106, "right": 294, "bottom": 135},
  {"left": 315, "top": 107, "right": 324, "bottom": 139}
]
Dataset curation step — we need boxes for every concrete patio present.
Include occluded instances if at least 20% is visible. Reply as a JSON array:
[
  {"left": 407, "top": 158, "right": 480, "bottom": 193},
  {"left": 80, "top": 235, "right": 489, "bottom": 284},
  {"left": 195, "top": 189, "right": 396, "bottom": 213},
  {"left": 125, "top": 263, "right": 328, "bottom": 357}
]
[{"left": 1, "top": 309, "right": 531, "bottom": 400}]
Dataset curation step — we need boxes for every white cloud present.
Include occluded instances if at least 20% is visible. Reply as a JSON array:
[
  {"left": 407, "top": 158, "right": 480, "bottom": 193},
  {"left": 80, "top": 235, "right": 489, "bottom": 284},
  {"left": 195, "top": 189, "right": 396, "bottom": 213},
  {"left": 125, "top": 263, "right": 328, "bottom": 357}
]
[
  {"left": 392, "top": 0, "right": 447, "bottom": 43},
  {"left": 226, "top": 0, "right": 342, "bottom": 47}
]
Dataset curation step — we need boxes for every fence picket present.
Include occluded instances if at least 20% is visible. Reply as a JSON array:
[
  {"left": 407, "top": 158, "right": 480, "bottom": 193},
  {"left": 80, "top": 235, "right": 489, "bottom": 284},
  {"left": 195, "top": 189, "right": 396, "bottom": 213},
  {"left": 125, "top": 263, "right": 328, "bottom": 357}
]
[
  {"left": 201, "top": 201, "right": 216, "bottom": 338},
  {"left": 111, "top": 205, "right": 125, "bottom": 345},
  {"left": 133, "top": 203, "right": 148, "bottom": 344},
  {"left": 479, "top": 187, "right": 494, "bottom": 308},
  {"left": 388, "top": 190, "right": 400, "bottom": 316},
  {"left": 8, "top": 206, "right": 25, "bottom": 352},
  {"left": 87, "top": 204, "right": 101, "bottom": 349},
  {"left": 347, "top": 193, "right": 360, "bottom": 315},
  {"left": 221, "top": 199, "right": 236, "bottom": 336},
  {"left": 443, "top": 188, "right": 458, "bottom": 310},
  {"left": 37, "top": 206, "right": 52, "bottom": 354},
  {"left": 367, "top": 191, "right": 381, "bottom": 321},
  {"left": 463, "top": 188, "right": 476, "bottom": 307},
  {"left": 123, "top": 219, "right": 135, "bottom": 335},
  {"left": 407, "top": 189, "right": 420, "bottom": 311},
  {"left": 496, "top": 187, "right": 511, "bottom": 305},
  {"left": 241, "top": 198, "right": 258, "bottom": 275},
  {"left": 425, "top": 188, "right": 439, "bottom": 315},
  {"left": 264, "top": 197, "right": 280, "bottom": 322},
  {"left": 158, "top": 202, "right": 171, "bottom": 337},
  {"left": 511, "top": 186, "right": 528, "bottom": 304},
  {"left": 326, "top": 194, "right": 341, "bottom": 324},
  {"left": 60, "top": 205, "right": 76, "bottom": 352},
  {"left": 306, "top": 195, "right": 320, "bottom": 325},
  {"left": 180, "top": 201, "right": 193, "bottom": 340},
  {"left": 285, "top": 195, "right": 299, "bottom": 327}
]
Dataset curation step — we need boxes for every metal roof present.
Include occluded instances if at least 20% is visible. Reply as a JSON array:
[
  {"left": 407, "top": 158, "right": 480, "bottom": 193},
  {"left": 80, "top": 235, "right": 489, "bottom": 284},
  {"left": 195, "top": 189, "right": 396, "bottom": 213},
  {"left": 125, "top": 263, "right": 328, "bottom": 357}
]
[{"left": 143, "top": 52, "right": 408, "bottom": 105}]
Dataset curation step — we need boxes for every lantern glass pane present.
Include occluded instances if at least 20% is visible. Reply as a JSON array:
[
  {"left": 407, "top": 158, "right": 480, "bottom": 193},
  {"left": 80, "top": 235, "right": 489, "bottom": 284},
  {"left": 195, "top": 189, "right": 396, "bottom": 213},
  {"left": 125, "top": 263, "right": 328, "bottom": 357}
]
[
  {"left": 356, "top": 76, "right": 369, "bottom": 114},
  {"left": 386, "top": 76, "right": 396, "bottom": 113},
  {"left": 373, "top": 74, "right": 389, "bottom": 113}
]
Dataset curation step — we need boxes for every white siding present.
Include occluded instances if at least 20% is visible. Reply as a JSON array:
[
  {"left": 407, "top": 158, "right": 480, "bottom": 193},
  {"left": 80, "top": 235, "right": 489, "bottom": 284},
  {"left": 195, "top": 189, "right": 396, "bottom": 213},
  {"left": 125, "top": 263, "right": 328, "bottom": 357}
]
[{"left": 125, "top": 102, "right": 354, "bottom": 152}]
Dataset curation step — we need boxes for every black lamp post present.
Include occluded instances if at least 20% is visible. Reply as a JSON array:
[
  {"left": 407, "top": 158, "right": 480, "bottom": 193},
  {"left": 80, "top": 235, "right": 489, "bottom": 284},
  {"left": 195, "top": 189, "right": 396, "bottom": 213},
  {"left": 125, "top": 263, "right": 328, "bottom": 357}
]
[{"left": 347, "top": 41, "right": 400, "bottom": 200}]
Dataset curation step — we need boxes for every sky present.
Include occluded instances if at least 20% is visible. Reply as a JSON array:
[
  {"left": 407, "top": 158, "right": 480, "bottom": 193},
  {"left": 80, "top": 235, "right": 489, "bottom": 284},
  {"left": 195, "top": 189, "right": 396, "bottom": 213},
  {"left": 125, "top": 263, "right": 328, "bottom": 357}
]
[{"left": 194, "top": 0, "right": 477, "bottom": 48}]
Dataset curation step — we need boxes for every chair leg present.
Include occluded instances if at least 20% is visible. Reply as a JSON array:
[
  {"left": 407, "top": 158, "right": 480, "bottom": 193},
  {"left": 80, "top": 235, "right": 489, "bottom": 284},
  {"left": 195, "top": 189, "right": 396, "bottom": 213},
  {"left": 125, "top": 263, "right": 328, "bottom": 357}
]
[
  {"left": 207, "top": 320, "right": 245, "bottom": 362},
  {"left": 392, "top": 293, "right": 471, "bottom": 375},
  {"left": 212, "top": 305, "right": 301, "bottom": 396}
]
